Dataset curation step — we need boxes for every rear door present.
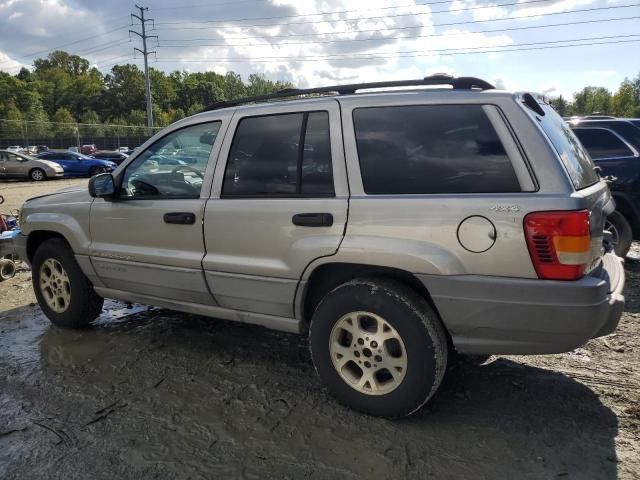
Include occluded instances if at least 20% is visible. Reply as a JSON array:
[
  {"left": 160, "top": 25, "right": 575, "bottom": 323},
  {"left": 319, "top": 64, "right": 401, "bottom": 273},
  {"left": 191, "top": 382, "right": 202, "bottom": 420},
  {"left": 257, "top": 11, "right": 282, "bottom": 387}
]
[
  {"left": 202, "top": 99, "right": 348, "bottom": 317},
  {"left": 572, "top": 127, "right": 639, "bottom": 186},
  {"left": 3, "top": 152, "right": 26, "bottom": 177}
]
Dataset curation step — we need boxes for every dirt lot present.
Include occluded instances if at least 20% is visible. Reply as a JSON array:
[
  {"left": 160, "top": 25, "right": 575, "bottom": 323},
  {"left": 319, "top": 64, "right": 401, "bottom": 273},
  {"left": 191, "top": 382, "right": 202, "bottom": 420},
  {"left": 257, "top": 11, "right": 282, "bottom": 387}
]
[
  {"left": 1, "top": 178, "right": 89, "bottom": 212},
  {"left": 1, "top": 179, "right": 638, "bottom": 479}
]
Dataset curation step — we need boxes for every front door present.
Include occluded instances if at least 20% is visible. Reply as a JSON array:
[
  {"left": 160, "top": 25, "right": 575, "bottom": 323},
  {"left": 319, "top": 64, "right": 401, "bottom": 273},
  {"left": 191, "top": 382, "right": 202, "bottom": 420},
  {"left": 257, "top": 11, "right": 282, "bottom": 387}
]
[
  {"left": 202, "top": 100, "right": 349, "bottom": 318},
  {"left": 89, "top": 120, "right": 225, "bottom": 304}
]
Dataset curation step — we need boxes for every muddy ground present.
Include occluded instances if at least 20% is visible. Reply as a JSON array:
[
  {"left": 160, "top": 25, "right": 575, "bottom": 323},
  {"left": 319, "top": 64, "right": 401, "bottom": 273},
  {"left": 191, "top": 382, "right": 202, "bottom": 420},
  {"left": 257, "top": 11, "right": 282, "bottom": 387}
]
[{"left": 1, "top": 179, "right": 639, "bottom": 479}]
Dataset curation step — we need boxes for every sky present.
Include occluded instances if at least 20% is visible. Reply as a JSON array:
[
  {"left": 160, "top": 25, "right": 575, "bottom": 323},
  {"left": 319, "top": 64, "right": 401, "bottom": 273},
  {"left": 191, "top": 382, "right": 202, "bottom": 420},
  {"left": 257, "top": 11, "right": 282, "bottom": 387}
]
[{"left": 0, "top": 0, "right": 638, "bottom": 98}]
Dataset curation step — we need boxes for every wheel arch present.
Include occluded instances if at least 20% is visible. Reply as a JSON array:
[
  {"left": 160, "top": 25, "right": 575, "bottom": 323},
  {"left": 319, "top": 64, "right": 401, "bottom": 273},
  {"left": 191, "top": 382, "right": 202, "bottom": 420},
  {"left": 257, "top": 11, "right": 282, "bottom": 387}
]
[
  {"left": 26, "top": 231, "right": 70, "bottom": 263},
  {"left": 297, "top": 262, "right": 444, "bottom": 334}
]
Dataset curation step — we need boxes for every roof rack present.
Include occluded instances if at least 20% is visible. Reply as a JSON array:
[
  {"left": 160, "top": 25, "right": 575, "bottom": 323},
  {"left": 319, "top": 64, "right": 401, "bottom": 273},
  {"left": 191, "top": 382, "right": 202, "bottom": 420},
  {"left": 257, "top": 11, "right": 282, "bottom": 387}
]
[{"left": 200, "top": 74, "right": 495, "bottom": 112}]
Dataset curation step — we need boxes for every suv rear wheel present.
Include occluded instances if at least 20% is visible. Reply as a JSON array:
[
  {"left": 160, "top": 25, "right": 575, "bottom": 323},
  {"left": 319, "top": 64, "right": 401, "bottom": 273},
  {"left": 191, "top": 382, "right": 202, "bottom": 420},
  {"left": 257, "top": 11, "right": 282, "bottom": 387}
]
[
  {"left": 309, "top": 277, "right": 448, "bottom": 418},
  {"left": 32, "top": 238, "right": 104, "bottom": 328}
]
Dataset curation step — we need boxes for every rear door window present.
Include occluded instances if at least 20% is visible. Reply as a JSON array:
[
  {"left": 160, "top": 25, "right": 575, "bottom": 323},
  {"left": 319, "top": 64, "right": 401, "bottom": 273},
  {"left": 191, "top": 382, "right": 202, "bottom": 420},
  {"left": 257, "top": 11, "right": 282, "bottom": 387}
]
[
  {"left": 532, "top": 103, "right": 599, "bottom": 190},
  {"left": 223, "top": 111, "right": 334, "bottom": 197},
  {"left": 572, "top": 129, "right": 634, "bottom": 159},
  {"left": 352, "top": 104, "right": 520, "bottom": 194}
]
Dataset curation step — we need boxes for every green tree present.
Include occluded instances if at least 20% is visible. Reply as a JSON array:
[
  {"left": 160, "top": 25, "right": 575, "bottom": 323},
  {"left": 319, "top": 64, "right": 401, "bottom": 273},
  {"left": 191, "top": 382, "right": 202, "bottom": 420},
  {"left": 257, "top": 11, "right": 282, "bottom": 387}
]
[
  {"left": 102, "top": 64, "right": 146, "bottom": 119},
  {"left": 573, "top": 86, "right": 612, "bottom": 115},
  {"left": 612, "top": 79, "right": 637, "bottom": 117},
  {"left": 51, "top": 107, "right": 76, "bottom": 137}
]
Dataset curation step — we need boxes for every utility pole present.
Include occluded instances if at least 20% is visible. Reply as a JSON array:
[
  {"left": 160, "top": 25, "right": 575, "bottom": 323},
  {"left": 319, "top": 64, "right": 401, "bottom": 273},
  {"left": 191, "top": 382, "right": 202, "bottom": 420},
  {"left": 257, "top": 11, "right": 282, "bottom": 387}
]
[{"left": 130, "top": 5, "right": 157, "bottom": 134}]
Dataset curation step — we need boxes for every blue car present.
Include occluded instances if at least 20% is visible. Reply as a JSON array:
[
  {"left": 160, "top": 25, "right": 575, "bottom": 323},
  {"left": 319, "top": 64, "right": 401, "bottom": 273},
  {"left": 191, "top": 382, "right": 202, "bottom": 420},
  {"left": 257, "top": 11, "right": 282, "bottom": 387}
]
[{"left": 36, "top": 151, "right": 117, "bottom": 177}]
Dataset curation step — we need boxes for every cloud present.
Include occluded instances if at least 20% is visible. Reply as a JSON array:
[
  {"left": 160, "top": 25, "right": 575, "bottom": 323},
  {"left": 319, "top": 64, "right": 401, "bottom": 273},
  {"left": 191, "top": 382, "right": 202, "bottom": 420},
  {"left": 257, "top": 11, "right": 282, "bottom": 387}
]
[{"left": 0, "top": 0, "right": 568, "bottom": 90}]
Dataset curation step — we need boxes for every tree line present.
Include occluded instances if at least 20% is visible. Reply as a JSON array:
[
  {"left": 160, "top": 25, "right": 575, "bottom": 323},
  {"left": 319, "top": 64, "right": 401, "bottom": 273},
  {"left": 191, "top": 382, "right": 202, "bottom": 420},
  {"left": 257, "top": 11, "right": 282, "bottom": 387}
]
[
  {"left": 1, "top": 50, "right": 639, "bottom": 140},
  {"left": 0, "top": 50, "right": 293, "bottom": 139}
]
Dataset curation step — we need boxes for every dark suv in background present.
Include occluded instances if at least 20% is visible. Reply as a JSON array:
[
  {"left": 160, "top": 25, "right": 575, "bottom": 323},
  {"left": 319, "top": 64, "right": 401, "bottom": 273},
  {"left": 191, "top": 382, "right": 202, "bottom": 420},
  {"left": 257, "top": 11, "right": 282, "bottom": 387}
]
[{"left": 569, "top": 118, "right": 640, "bottom": 257}]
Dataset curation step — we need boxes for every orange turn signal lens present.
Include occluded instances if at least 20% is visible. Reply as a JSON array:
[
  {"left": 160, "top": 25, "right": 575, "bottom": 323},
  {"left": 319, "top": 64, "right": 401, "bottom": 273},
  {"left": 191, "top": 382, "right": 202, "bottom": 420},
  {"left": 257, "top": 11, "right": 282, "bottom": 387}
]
[{"left": 552, "top": 235, "right": 591, "bottom": 253}]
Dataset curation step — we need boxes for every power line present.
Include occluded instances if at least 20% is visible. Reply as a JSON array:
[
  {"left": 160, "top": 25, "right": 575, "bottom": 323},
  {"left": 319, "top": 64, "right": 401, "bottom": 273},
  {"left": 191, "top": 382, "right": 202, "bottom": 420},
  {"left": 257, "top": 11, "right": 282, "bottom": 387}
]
[
  {"left": 154, "top": 0, "right": 536, "bottom": 26},
  {"left": 155, "top": 4, "right": 640, "bottom": 39},
  {"left": 153, "top": 34, "right": 640, "bottom": 62},
  {"left": 158, "top": 16, "right": 639, "bottom": 49},
  {"left": 152, "top": 0, "right": 558, "bottom": 31}
]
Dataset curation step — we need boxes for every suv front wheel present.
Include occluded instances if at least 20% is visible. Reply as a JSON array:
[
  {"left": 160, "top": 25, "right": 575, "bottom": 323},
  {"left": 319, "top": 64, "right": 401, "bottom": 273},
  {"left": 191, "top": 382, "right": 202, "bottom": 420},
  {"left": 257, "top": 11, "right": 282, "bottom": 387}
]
[
  {"left": 309, "top": 277, "right": 448, "bottom": 418},
  {"left": 32, "top": 238, "right": 104, "bottom": 328}
]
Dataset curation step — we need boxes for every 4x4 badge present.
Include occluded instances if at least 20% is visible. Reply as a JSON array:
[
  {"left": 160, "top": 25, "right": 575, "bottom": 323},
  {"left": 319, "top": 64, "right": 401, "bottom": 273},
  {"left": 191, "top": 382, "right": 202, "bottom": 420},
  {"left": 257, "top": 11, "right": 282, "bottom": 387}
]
[{"left": 490, "top": 205, "right": 521, "bottom": 212}]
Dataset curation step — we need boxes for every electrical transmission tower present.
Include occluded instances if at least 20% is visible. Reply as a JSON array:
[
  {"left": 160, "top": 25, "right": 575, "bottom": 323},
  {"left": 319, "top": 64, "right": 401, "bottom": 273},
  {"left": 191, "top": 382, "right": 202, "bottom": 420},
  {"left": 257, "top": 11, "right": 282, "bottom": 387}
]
[{"left": 130, "top": 5, "right": 157, "bottom": 132}]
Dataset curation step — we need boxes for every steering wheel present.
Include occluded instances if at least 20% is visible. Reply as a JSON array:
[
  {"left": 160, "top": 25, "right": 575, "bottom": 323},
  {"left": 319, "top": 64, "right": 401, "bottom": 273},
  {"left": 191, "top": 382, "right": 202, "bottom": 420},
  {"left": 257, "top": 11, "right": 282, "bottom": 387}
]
[{"left": 171, "top": 165, "right": 204, "bottom": 178}]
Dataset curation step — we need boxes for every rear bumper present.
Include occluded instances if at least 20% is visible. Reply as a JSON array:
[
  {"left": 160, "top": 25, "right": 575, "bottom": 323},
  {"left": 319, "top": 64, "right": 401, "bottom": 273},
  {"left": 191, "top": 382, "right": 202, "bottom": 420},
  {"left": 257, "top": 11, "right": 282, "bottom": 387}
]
[{"left": 418, "top": 253, "right": 625, "bottom": 355}]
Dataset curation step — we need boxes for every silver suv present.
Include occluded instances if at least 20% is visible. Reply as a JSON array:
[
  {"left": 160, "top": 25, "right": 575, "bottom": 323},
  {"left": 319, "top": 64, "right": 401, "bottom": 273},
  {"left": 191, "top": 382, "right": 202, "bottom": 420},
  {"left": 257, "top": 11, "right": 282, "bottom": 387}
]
[{"left": 15, "top": 75, "right": 625, "bottom": 418}]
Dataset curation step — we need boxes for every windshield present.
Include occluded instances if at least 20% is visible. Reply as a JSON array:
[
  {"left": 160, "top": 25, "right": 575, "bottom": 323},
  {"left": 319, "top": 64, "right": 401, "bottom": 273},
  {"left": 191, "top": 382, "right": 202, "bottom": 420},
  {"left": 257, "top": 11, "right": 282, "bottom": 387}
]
[{"left": 531, "top": 101, "right": 600, "bottom": 190}]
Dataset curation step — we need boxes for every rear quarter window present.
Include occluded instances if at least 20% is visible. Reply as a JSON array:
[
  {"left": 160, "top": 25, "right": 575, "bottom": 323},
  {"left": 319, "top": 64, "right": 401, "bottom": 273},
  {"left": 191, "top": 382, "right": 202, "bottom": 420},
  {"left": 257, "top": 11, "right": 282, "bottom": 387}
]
[
  {"left": 353, "top": 104, "right": 521, "bottom": 194},
  {"left": 533, "top": 103, "right": 599, "bottom": 190}
]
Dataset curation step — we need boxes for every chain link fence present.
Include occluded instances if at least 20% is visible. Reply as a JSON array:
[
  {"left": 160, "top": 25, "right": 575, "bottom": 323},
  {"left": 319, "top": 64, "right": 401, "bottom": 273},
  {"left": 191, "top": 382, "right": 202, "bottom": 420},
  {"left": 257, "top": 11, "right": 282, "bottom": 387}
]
[{"left": 0, "top": 119, "right": 164, "bottom": 151}]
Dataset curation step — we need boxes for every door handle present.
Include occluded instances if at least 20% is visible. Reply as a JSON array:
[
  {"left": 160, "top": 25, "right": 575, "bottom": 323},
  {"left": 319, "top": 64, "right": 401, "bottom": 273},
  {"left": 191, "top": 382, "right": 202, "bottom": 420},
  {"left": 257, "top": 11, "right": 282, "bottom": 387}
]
[
  {"left": 163, "top": 212, "right": 196, "bottom": 225},
  {"left": 292, "top": 213, "right": 333, "bottom": 227}
]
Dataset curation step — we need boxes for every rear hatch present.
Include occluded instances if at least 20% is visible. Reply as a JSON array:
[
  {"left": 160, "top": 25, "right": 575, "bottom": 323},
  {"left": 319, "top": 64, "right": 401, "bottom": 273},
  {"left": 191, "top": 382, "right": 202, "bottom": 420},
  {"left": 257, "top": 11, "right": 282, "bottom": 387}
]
[{"left": 528, "top": 99, "right": 613, "bottom": 273}]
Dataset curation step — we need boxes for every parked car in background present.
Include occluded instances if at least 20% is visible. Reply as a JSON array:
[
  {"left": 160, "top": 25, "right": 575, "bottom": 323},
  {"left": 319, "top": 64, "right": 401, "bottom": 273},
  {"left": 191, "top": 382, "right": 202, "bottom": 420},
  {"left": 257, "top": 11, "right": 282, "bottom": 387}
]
[
  {"left": 36, "top": 145, "right": 49, "bottom": 153},
  {"left": 92, "top": 151, "right": 129, "bottom": 165},
  {"left": 15, "top": 75, "right": 625, "bottom": 418},
  {"left": 117, "top": 146, "right": 129, "bottom": 153},
  {"left": 7, "top": 146, "right": 22, "bottom": 153},
  {"left": 68, "top": 146, "right": 79, "bottom": 153},
  {"left": 26, "top": 146, "right": 38, "bottom": 155},
  {"left": 0, "top": 150, "right": 64, "bottom": 181},
  {"left": 569, "top": 118, "right": 640, "bottom": 257},
  {"left": 81, "top": 144, "right": 98, "bottom": 155},
  {"left": 37, "top": 150, "right": 117, "bottom": 177}
]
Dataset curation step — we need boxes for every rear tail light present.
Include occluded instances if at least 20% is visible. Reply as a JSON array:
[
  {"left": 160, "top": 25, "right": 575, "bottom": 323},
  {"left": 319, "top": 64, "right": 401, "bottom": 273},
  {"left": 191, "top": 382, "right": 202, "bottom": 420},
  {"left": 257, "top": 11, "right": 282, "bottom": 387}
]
[{"left": 524, "top": 210, "right": 591, "bottom": 280}]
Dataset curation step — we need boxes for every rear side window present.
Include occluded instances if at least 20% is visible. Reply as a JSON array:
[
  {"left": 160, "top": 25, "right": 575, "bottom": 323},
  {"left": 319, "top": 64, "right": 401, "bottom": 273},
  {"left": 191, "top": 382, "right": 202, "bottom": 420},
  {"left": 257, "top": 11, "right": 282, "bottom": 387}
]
[
  {"left": 534, "top": 103, "right": 599, "bottom": 190},
  {"left": 223, "top": 111, "right": 334, "bottom": 197},
  {"left": 572, "top": 129, "right": 634, "bottom": 159},
  {"left": 353, "top": 105, "right": 520, "bottom": 194}
]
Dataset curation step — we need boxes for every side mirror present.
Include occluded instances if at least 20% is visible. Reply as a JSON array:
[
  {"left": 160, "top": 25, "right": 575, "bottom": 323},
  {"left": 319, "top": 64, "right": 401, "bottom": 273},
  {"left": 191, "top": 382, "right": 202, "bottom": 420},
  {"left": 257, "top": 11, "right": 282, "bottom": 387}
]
[{"left": 89, "top": 173, "right": 116, "bottom": 198}]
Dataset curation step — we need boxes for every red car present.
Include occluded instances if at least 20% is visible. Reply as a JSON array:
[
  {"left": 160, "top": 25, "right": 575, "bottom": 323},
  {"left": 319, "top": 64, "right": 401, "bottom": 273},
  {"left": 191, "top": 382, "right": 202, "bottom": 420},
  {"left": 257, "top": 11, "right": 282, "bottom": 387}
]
[{"left": 80, "top": 144, "right": 98, "bottom": 155}]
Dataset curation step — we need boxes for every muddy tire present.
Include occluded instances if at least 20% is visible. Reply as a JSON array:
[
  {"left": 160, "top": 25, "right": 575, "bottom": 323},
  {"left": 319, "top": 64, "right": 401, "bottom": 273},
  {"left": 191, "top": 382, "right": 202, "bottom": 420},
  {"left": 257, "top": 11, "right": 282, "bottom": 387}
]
[
  {"left": 309, "top": 277, "right": 448, "bottom": 418},
  {"left": 605, "top": 210, "right": 632, "bottom": 258},
  {"left": 29, "top": 168, "right": 46, "bottom": 181},
  {"left": 32, "top": 238, "right": 103, "bottom": 328}
]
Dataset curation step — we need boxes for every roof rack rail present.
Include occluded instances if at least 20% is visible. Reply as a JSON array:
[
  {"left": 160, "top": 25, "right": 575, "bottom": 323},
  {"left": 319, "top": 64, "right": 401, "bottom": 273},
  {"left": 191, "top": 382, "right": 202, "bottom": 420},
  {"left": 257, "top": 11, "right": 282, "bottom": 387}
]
[{"left": 200, "top": 74, "right": 495, "bottom": 112}]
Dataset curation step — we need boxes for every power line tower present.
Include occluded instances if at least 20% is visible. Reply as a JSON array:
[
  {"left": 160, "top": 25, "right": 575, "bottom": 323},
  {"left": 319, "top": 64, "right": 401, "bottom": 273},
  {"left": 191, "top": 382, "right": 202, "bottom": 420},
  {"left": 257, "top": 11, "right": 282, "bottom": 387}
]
[{"left": 130, "top": 5, "right": 157, "bottom": 133}]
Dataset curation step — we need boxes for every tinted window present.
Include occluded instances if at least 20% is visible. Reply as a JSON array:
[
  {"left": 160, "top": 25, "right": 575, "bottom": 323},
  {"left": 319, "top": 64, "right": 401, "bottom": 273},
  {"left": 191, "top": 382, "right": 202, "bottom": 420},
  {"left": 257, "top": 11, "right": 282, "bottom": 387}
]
[
  {"left": 573, "top": 129, "right": 634, "bottom": 159},
  {"left": 353, "top": 105, "right": 519, "bottom": 194},
  {"left": 223, "top": 111, "right": 333, "bottom": 197},
  {"left": 302, "top": 112, "right": 334, "bottom": 196},
  {"left": 121, "top": 121, "right": 220, "bottom": 199},
  {"left": 533, "top": 104, "right": 599, "bottom": 189}
]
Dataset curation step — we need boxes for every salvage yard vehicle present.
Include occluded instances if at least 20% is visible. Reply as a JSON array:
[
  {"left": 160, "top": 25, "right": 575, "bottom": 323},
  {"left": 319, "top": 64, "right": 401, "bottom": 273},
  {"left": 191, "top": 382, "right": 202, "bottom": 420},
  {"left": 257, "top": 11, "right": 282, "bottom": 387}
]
[
  {"left": 0, "top": 150, "right": 64, "bottom": 181},
  {"left": 36, "top": 150, "right": 117, "bottom": 177},
  {"left": 569, "top": 118, "right": 640, "bottom": 257},
  {"left": 15, "top": 75, "right": 625, "bottom": 418}
]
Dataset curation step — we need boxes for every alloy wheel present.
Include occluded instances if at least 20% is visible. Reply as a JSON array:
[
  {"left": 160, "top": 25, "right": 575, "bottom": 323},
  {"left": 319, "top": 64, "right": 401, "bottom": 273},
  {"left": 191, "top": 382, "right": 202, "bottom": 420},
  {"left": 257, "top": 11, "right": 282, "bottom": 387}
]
[
  {"left": 39, "top": 258, "right": 71, "bottom": 313},
  {"left": 329, "top": 311, "right": 408, "bottom": 395}
]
